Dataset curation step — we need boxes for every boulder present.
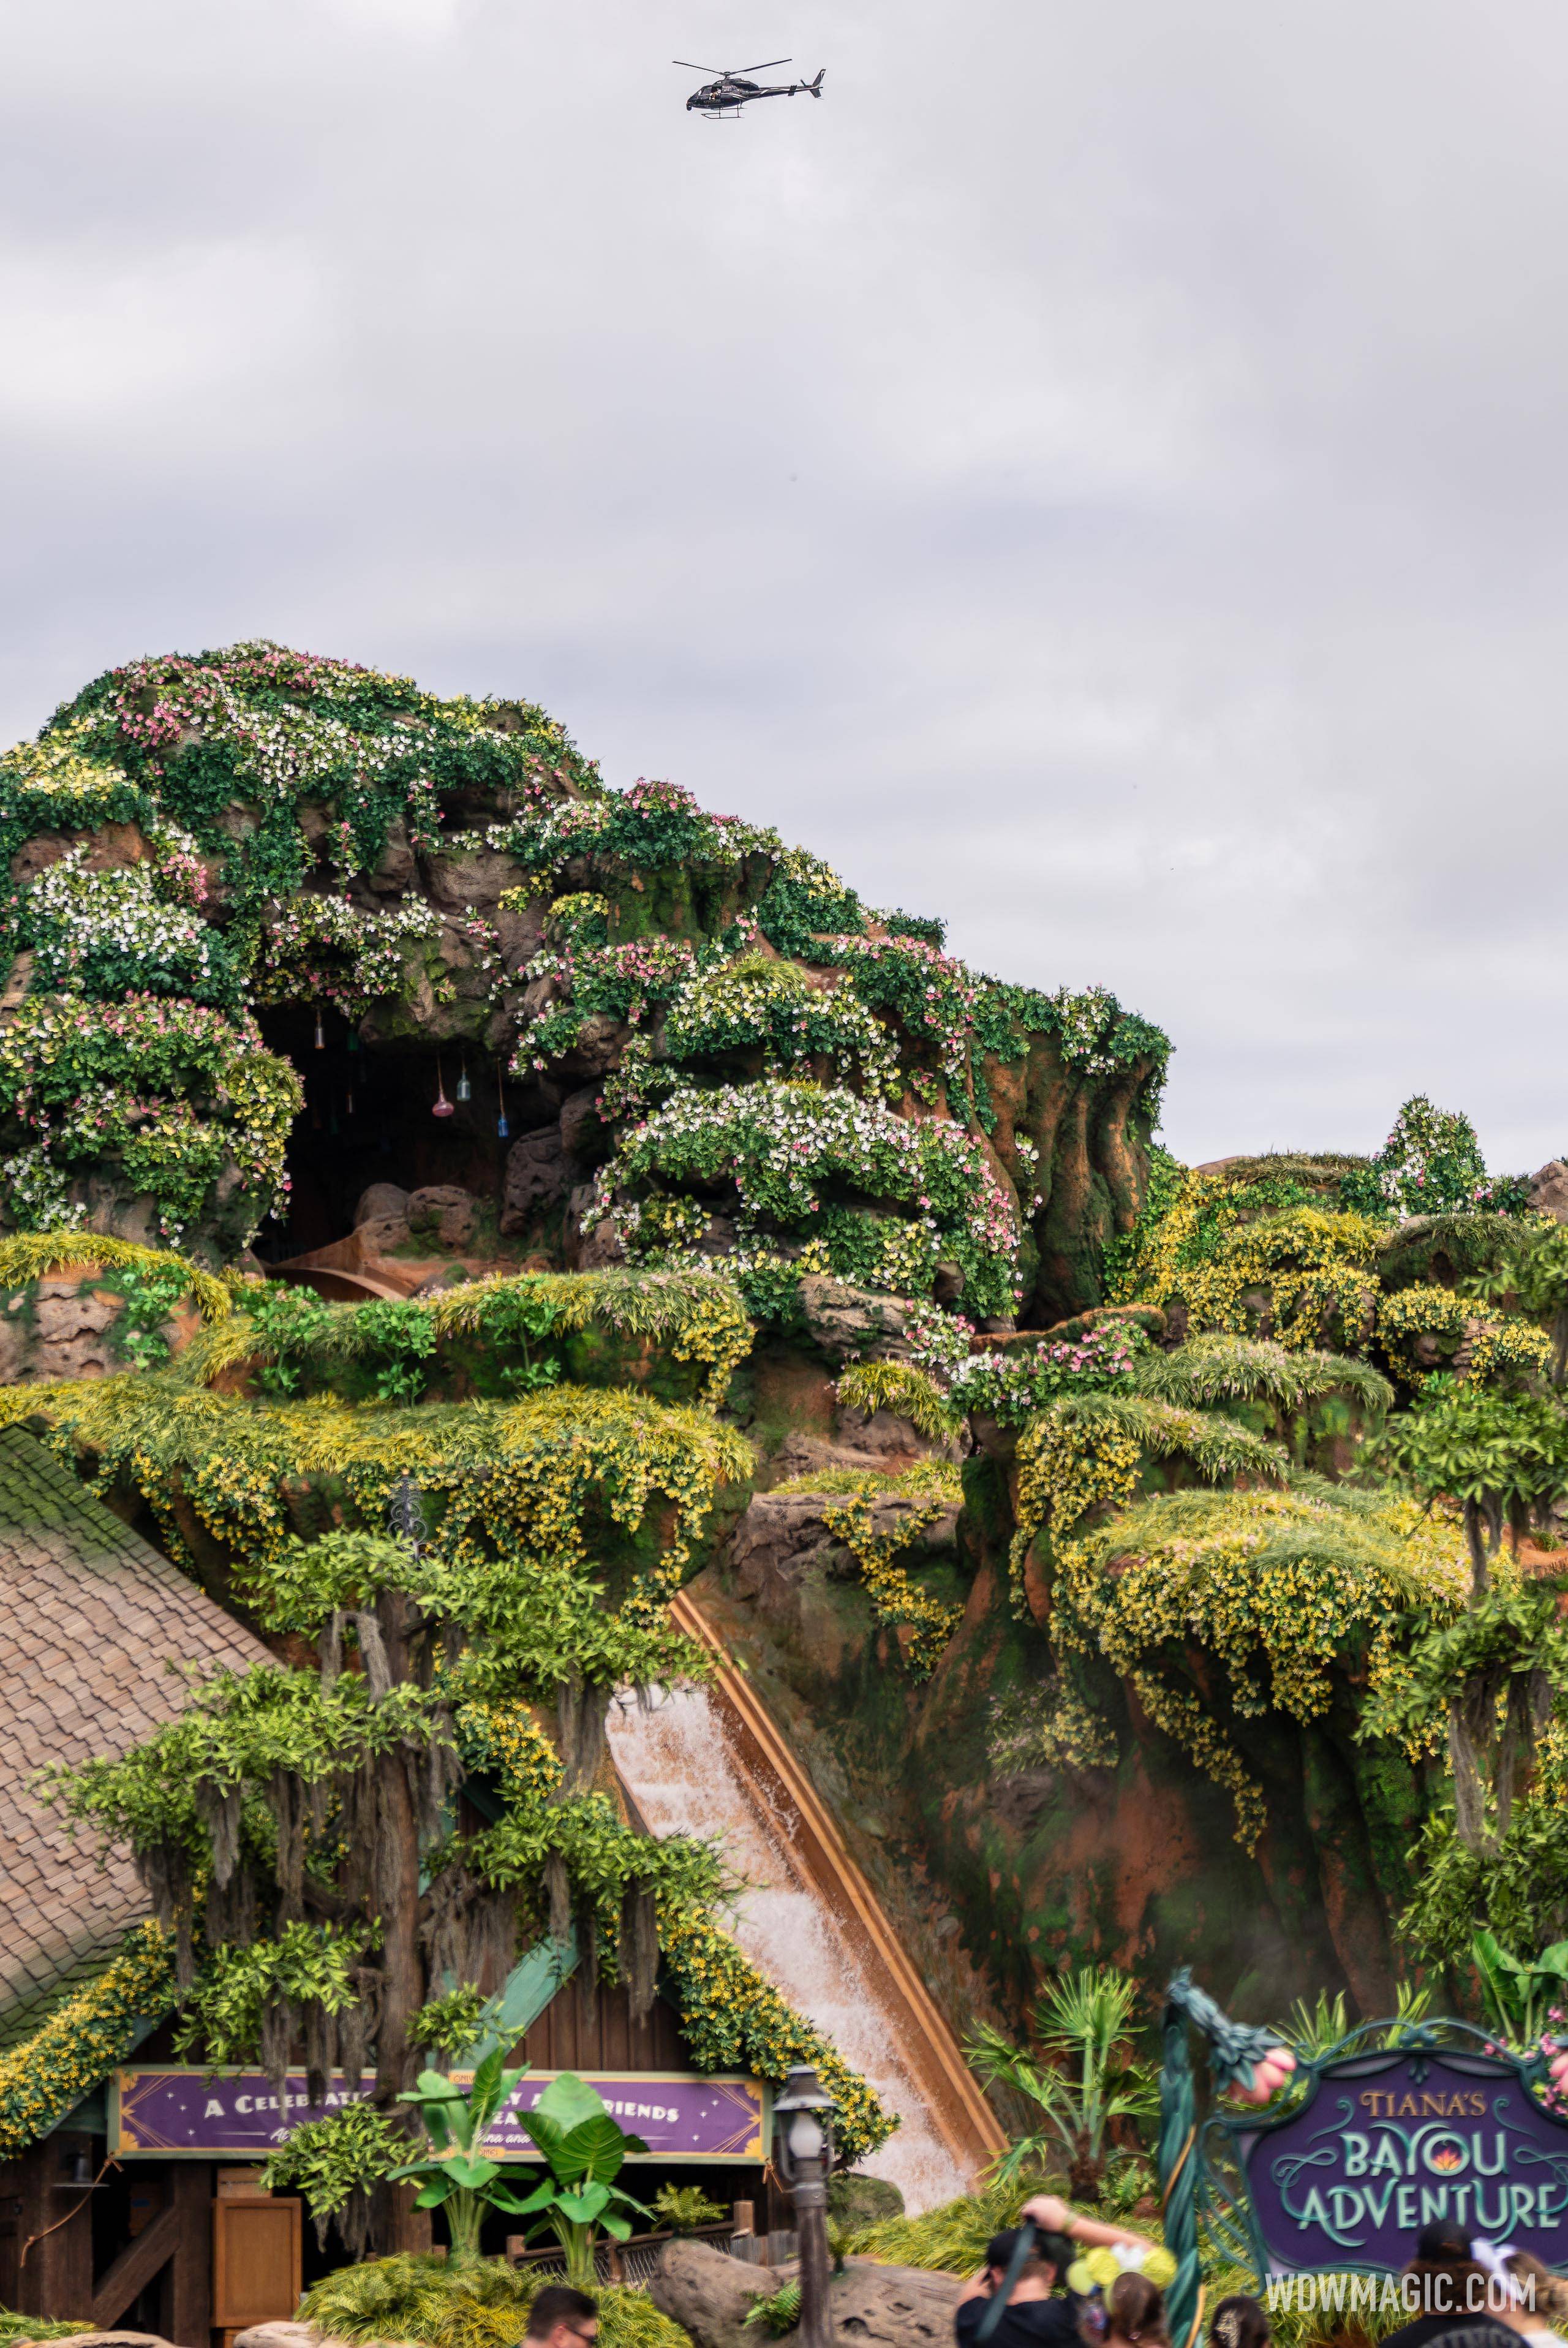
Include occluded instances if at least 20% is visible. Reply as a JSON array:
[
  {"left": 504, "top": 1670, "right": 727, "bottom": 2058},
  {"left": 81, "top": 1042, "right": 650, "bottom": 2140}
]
[
  {"left": 31, "top": 1277, "right": 123, "bottom": 1380},
  {"left": 560, "top": 1011, "right": 625, "bottom": 1079},
  {"left": 494, "top": 893, "right": 546, "bottom": 970},
  {"left": 0, "top": 949, "right": 34, "bottom": 1021},
  {"left": 560, "top": 1084, "right": 609, "bottom": 1177},
  {"left": 1530, "top": 1161, "right": 1568, "bottom": 1222},
  {"left": 422, "top": 844, "right": 531, "bottom": 913},
  {"left": 797, "top": 1277, "right": 914, "bottom": 1364},
  {"left": 828, "top": 2169, "right": 905, "bottom": 2229},
  {"left": 357, "top": 1215, "right": 413, "bottom": 1256},
  {"left": 501, "top": 1128, "right": 565, "bottom": 1232},
  {"left": 649, "top": 2241, "right": 961, "bottom": 2348},
  {"left": 566, "top": 1182, "right": 624, "bottom": 1270},
  {"left": 363, "top": 814, "right": 417, "bottom": 896},
  {"left": 405, "top": 1186, "right": 480, "bottom": 1250},
  {"left": 355, "top": 1183, "right": 410, "bottom": 1228},
  {"left": 837, "top": 1404, "right": 960, "bottom": 1461},
  {"left": 27, "top": 2334, "right": 180, "bottom": 2348},
  {"left": 932, "top": 1262, "right": 965, "bottom": 1306},
  {"left": 729, "top": 1488, "right": 960, "bottom": 1614},
  {"left": 9, "top": 821, "right": 149, "bottom": 887},
  {"left": 232, "top": 2325, "right": 423, "bottom": 2348}
]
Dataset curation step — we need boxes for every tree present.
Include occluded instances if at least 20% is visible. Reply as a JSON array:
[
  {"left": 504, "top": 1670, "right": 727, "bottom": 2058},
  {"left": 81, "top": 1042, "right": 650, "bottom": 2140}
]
[
  {"left": 1369, "top": 1389, "right": 1568, "bottom": 1895},
  {"left": 965, "top": 1964, "right": 1157, "bottom": 2200},
  {"left": 48, "top": 1515, "right": 718, "bottom": 2254},
  {"left": 1472, "top": 1222, "right": 1568, "bottom": 1390},
  {"left": 1389, "top": 1386, "right": 1568, "bottom": 1593},
  {"left": 1366, "top": 1586, "right": 1568, "bottom": 1854}
]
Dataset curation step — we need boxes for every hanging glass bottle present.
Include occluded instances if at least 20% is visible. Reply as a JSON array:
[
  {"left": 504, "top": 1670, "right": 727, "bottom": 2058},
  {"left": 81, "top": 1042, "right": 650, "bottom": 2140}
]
[
  {"left": 456, "top": 1059, "right": 472, "bottom": 1104},
  {"left": 313, "top": 1006, "right": 325, "bottom": 1051},
  {"left": 432, "top": 1059, "right": 454, "bottom": 1119}
]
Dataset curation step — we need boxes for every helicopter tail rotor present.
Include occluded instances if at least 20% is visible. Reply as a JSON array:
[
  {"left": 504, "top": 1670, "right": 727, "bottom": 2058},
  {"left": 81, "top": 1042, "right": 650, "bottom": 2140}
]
[{"left": 804, "top": 68, "right": 825, "bottom": 96}]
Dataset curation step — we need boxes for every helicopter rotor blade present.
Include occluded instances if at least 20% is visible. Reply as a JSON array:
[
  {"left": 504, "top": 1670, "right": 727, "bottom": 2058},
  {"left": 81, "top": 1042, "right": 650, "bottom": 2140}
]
[{"left": 673, "top": 56, "right": 792, "bottom": 77}]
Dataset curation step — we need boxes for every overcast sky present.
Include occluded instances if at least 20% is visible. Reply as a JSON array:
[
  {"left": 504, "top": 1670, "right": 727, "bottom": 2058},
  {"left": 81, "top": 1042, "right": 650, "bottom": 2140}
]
[{"left": 2, "top": 1, "right": 1566, "bottom": 1169}]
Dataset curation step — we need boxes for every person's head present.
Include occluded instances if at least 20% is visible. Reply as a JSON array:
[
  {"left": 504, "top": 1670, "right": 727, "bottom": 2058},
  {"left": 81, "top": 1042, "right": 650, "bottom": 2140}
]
[
  {"left": 1502, "top": 2254, "right": 1558, "bottom": 2310},
  {"left": 1403, "top": 2222, "right": 1488, "bottom": 2308},
  {"left": 1106, "top": 2276, "right": 1168, "bottom": 2348},
  {"left": 984, "top": 2230, "right": 1074, "bottom": 2297},
  {"left": 526, "top": 2286, "right": 599, "bottom": 2348},
  {"left": 1417, "top": 2221, "right": 1474, "bottom": 2271},
  {"left": 1208, "top": 2294, "right": 1270, "bottom": 2348},
  {"left": 1506, "top": 2251, "right": 1568, "bottom": 2325}
]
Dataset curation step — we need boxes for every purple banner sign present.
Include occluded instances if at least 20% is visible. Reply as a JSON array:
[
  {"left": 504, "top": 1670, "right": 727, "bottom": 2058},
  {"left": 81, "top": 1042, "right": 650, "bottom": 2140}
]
[
  {"left": 1243, "top": 2052, "right": 1568, "bottom": 2273},
  {"left": 111, "top": 2068, "right": 767, "bottom": 2164}
]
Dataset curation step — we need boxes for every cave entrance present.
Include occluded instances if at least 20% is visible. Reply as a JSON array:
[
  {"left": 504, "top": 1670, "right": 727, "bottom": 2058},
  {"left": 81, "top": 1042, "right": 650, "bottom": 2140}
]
[{"left": 252, "top": 1009, "right": 522, "bottom": 1263}]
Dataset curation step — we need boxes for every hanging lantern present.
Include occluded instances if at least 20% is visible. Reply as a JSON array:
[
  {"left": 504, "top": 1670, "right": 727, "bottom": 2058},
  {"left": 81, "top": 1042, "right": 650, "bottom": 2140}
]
[
  {"left": 313, "top": 1007, "right": 325, "bottom": 1051},
  {"left": 432, "top": 1059, "right": 454, "bottom": 1119},
  {"left": 456, "top": 1060, "right": 472, "bottom": 1104}
]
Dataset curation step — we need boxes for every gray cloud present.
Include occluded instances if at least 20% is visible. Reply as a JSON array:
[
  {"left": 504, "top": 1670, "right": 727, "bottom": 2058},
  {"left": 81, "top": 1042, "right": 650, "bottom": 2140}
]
[{"left": 2, "top": 0, "right": 1566, "bottom": 1169}]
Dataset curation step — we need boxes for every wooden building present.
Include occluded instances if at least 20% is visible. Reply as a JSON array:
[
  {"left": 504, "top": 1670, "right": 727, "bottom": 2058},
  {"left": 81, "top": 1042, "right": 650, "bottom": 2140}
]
[{"left": 0, "top": 1429, "right": 771, "bottom": 2348}]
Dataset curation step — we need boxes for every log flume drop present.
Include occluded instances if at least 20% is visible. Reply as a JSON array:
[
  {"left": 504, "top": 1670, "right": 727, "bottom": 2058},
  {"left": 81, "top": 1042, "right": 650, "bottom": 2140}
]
[{"left": 607, "top": 1676, "right": 979, "bottom": 2215}]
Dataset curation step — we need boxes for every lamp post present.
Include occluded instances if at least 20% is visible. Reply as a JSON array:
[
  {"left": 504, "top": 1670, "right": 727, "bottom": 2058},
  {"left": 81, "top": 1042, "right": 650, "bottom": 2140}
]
[{"left": 773, "top": 2064, "right": 837, "bottom": 2348}]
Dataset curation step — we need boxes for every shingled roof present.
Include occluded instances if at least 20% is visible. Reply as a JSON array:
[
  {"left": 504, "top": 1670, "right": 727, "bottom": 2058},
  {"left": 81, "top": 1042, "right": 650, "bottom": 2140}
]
[{"left": 0, "top": 1424, "right": 269, "bottom": 2048}]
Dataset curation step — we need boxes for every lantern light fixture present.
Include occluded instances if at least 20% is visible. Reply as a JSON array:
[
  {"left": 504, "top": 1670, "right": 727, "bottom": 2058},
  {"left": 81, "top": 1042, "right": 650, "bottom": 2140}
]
[
  {"left": 772, "top": 2064, "right": 836, "bottom": 2186},
  {"left": 772, "top": 2064, "right": 835, "bottom": 2348}
]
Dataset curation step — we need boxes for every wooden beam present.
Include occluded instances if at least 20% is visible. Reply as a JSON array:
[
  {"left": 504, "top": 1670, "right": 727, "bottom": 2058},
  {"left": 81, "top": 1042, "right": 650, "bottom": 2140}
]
[
  {"left": 91, "top": 2201, "right": 181, "bottom": 2328},
  {"left": 161, "top": 2163, "right": 211, "bottom": 2348},
  {"left": 24, "top": 2132, "right": 95, "bottom": 2323}
]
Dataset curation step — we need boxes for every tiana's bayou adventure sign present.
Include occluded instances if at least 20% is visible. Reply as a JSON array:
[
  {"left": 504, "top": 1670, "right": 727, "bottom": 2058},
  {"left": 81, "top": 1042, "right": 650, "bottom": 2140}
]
[
  {"left": 1157, "top": 1976, "right": 1568, "bottom": 2348},
  {"left": 1243, "top": 2052, "right": 1568, "bottom": 2270}
]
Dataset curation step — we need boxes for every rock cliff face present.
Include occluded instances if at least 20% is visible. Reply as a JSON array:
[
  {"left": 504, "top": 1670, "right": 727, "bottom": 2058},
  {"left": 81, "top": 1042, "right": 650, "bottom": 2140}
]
[
  {"left": 0, "top": 643, "right": 1166, "bottom": 1319},
  {"left": 1, "top": 644, "right": 1517, "bottom": 2039},
  {"left": 685, "top": 1404, "right": 1427, "bottom": 2027}
]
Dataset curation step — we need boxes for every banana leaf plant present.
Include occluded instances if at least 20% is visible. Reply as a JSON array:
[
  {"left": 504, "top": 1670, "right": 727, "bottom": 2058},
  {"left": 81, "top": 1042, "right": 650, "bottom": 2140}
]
[
  {"left": 1472, "top": 1930, "right": 1568, "bottom": 2050},
  {"left": 506, "top": 2072, "right": 652, "bottom": 2289},
  {"left": 389, "top": 2048, "right": 541, "bottom": 2256}
]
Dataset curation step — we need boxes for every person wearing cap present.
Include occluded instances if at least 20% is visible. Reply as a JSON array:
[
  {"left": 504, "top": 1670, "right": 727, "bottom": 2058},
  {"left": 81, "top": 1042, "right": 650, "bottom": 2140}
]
[
  {"left": 1380, "top": 2222, "right": 1520, "bottom": 2348},
  {"left": 954, "top": 2195, "right": 1159, "bottom": 2348}
]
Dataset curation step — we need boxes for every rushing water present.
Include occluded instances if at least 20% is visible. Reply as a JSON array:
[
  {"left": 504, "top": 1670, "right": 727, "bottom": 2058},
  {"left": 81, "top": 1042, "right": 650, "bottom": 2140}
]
[{"left": 606, "top": 1680, "right": 967, "bottom": 2215}]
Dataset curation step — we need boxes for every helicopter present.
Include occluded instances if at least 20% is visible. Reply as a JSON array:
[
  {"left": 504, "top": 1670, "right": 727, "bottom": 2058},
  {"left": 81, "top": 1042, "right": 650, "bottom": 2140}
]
[{"left": 674, "top": 58, "right": 826, "bottom": 116}]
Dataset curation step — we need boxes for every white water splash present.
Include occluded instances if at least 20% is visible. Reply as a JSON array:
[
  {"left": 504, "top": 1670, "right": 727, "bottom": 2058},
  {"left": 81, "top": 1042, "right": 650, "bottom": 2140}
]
[{"left": 606, "top": 1680, "right": 967, "bottom": 2216}]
